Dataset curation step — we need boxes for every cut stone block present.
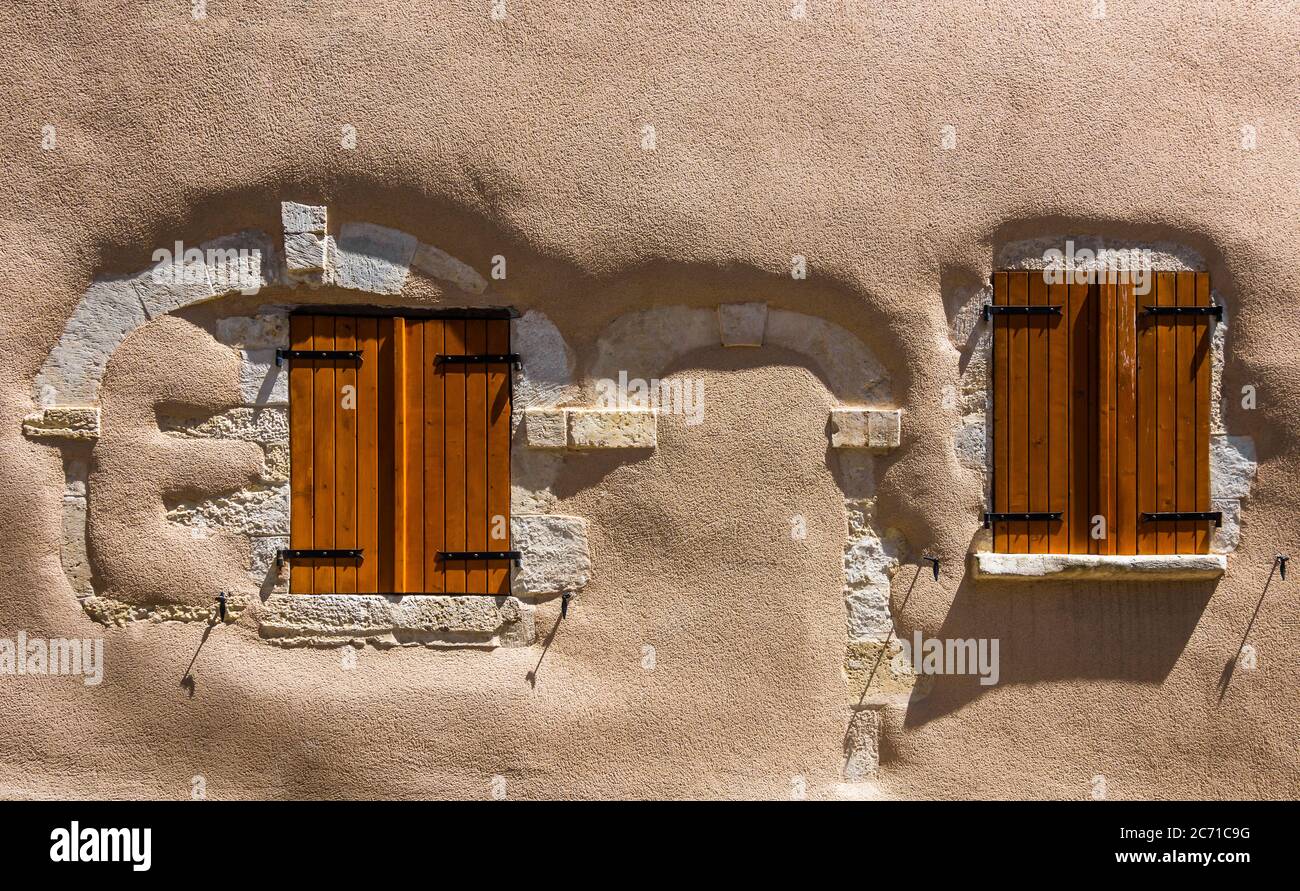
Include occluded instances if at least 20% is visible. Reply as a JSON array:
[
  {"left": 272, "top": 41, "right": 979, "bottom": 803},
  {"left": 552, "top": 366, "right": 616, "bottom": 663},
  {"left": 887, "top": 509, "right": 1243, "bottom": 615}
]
[
  {"left": 216, "top": 312, "right": 289, "bottom": 350},
  {"left": 22, "top": 406, "right": 101, "bottom": 440},
  {"left": 717, "top": 302, "right": 767, "bottom": 347},
  {"left": 568, "top": 409, "right": 656, "bottom": 448},
  {"left": 829, "top": 408, "right": 902, "bottom": 450},
  {"left": 330, "top": 223, "right": 418, "bottom": 295},
  {"left": 281, "top": 202, "right": 327, "bottom": 235},
  {"left": 525, "top": 408, "right": 568, "bottom": 448},
  {"left": 239, "top": 349, "right": 288, "bottom": 405},
  {"left": 257, "top": 593, "right": 532, "bottom": 648},
  {"left": 412, "top": 242, "right": 488, "bottom": 294},
  {"left": 843, "top": 707, "right": 881, "bottom": 781},
  {"left": 284, "top": 232, "right": 327, "bottom": 272},
  {"left": 972, "top": 552, "right": 1227, "bottom": 581},
  {"left": 511, "top": 514, "right": 591, "bottom": 594}
]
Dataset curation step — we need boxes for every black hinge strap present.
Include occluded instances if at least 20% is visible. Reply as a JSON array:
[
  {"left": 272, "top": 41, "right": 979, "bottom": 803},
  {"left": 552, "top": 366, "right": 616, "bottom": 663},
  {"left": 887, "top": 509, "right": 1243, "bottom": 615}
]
[
  {"left": 435, "top": 354, "right": 523, "bottom": 369},
  {"left": 275, "top": 350, "right": 364, "bottom": 366},
  {"left": 982, "top": 305, "right": 1063, "bottom": 321},
  {"left": 982, "top": 511, "right": 1063, "bottom": 528},
  {"left": 1142, "top": 305, "right": 1222, "bottom": 319},
  {"left": 276, "top": 548, "right": 363, "bottom": 566},
  {"left": 1141, "top": 511, "right": 1222, "bottom": 527}
]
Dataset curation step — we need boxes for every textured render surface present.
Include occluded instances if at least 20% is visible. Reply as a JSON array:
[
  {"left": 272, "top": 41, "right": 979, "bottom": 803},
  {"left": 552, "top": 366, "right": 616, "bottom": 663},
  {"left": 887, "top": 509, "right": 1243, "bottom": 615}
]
[{"left": 1, "top": 2, "right": 1298, "bottom": 800}]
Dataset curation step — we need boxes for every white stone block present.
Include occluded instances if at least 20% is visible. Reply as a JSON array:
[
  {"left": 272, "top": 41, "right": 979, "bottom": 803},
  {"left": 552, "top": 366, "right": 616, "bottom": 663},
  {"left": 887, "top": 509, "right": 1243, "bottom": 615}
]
[
  {"left": 567, "top": 409, "right": 656, "bottom": 448},
  {"left": 239, "top": 349, "right": 288, "bottom": 405},
  {"left": 1211, "top": 434, "right": 1256, "bottom": 499},
  {"left": 511, "top": 514, "right": 591, "bottom": 595},
  {"left": 829, "top": 408, "right": 901, "bottom": 450},
  {"left": 216, "top": 312, "right": 289, "bottom": 350},
  {"left": 330, "top": 223, "right": 418, "bottom": 295},
  {"left": 973, "top": 552, "right": 1226, "bottom": 582},
  {"left": 281, "top": 202, "right": 327, "bottom": 234},
  {"left": 412, "top": 242, "right": 488, "bottom": 294},
  {"left": 526, "top": 408, "right": 568, "bottom": 448},
  {"left": 717, "top": 302, "right": 767, "bottom": 347},
  {"left": 284, "top": 232, "right": 327, "bottom": 272},
  {"left": 22, "top": 406, "right": 101, "bottom": 440}
]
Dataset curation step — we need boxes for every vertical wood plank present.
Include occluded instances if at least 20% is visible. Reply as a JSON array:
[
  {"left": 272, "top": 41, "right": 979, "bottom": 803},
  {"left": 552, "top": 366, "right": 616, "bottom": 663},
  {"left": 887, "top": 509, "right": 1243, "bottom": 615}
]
[
  {"left": 402, "top": 317, "right": 425, "bottom": 592},
  {"left": 383, "top": 317, "right": 403, "bottom": 593},
  {"left": 1027, "top": 272, "right": 1049, "bottom": 554},
  {"left": 1137, "top": 276, "right": 1160, "bottom": 554},
  {"left": 1097, "top": 280, "right": 1115, "bottom": 555},
  {"left": 1194, "top": 273, "right": 1212, "bottom": 554},
  {"left": 1008, "top": 272, "right": 1030, "bottom": 553},
  {"left": 486, "top": 320, "right": 512, "bottom": 594},
  {"left": 1047, "top": 279, "right": 1069, "bottom": 554},
  {"left": 312, "top": 316, "right": 336, "bottom": 593},
  {"left": 1175, "top": 271, "right": 1198, "bottom": 553},
  {"left": 443, "top": 319, "right": 468, "bottom": 592},
  {"left": 356, "top": 316, "right": 380, "bottom": 593},
  {"left": 1068, "top": 280, "right": 1091, "bottom": 554},
  {"left": 465, "top": 320, "right": 489, "bottom": 592},
  {"left": 1155, "top": 271, "right": 1177, "bottom": 554},
  {"left": 992, "top": 273, "right": 1009, "bottom": 552},
  {"left": 334, "top": 317, "right": 358, "bottom": 593},
  {"left": 1115, "top": 279, "right": 1139, "bottom": 555},
  {"left": 423, "top": 320, "right": 446, "bottom": 592},
  {"left": 288, "top": 315, "right": 315, "bottom": 594}
]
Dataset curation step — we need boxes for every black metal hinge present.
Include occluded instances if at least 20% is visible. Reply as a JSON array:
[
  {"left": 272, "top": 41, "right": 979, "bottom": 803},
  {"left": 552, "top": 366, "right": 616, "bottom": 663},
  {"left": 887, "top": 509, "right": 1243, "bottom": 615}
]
[
  {"left": 438, "top": 551, "right": 522, "bottom": 566},
  {"left": 1141, "top": 511, "right": 1222, "bottom": 527},
  {"left": 275, "top": 349, "right": 364, "bottom": 367},
  {"left": 276, "top": 548, "right": 363, "bottom": 567},
  {"left": 983, "top": 305, "right": 1063, "bottom": 321},
  {"left": 1141, "top": 305, "right": 1223, "bottom": 320},
  {"left": 982, "top": 511, "right": 1063, "bottom": 528},
  {"left": 435, "top": 354, "right": 523, "bottom": 369}
]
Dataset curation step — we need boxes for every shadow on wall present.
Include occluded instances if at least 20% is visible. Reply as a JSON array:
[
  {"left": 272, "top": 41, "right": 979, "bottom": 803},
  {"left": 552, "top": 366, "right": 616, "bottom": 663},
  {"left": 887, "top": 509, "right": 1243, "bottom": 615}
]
[{"left": 901, "top": 566, "right": 1216, "bottom": 730}]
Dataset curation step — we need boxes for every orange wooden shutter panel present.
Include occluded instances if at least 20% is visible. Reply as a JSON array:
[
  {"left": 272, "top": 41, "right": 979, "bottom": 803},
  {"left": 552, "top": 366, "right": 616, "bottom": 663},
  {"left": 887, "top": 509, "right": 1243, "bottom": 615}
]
[{"left": 289, "top": 313, "right": 514, "bottom": 593}]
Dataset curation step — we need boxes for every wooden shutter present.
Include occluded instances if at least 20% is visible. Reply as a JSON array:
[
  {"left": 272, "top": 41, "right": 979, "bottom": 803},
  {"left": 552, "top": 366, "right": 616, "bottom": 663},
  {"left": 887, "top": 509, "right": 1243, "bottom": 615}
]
[
  {"left": 289, "top": 313, "right": 513, "bottom": 594},
  {"left": 990, "top": 271, "right": 1068, "bottom": 553},
  {"left": 1136, "top": 272, "right": 1212, "bottom": 555},
  {"left": 991, "top": 270, "right": 1211, "bottom": 556}
]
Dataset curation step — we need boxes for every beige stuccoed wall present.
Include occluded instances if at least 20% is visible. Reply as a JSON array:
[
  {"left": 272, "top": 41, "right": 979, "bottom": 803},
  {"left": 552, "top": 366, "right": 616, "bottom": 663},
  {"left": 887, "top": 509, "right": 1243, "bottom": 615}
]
[{"left": 1, "top": 1, "right": 1297, "bottom": 798}]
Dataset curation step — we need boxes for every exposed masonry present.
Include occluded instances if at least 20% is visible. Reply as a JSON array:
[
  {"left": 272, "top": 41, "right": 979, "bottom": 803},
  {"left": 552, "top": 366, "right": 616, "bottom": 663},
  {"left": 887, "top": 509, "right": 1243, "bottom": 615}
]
[
  {"left": 951, "top": 237, "right": 1258, "bottom": 568},
  {"left": 25, "top": 203, "right": 587, "bottom": 647}
]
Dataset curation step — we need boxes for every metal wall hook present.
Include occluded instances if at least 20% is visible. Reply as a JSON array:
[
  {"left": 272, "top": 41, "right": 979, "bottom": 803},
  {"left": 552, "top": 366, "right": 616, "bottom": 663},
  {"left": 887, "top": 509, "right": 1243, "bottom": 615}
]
[
  {"left": 1277, "top": 554, "right": 1288, "bottom": 581},
  {"left": 922, "top": 556, "right": 940, "bottom": 581},
  {"left": 561, "top": 592, "right": 573, "bottom": 619},
  {"left": 216, "top": 591, "right": 227, "bottom": 622}
]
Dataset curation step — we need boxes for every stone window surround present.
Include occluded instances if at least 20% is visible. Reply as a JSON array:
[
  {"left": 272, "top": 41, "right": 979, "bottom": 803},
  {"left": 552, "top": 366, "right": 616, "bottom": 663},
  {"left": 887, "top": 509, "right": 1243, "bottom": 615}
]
[{"left": 954, "top": 236, "right": 1257, "bottom": 582}]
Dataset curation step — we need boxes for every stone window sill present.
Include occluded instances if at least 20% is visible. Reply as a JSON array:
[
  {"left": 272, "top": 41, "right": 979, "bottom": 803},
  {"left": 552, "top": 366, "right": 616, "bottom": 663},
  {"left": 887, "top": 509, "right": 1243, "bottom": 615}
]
[{"left": 972, "top": 552, "right": 1226, "bottom": 582}]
